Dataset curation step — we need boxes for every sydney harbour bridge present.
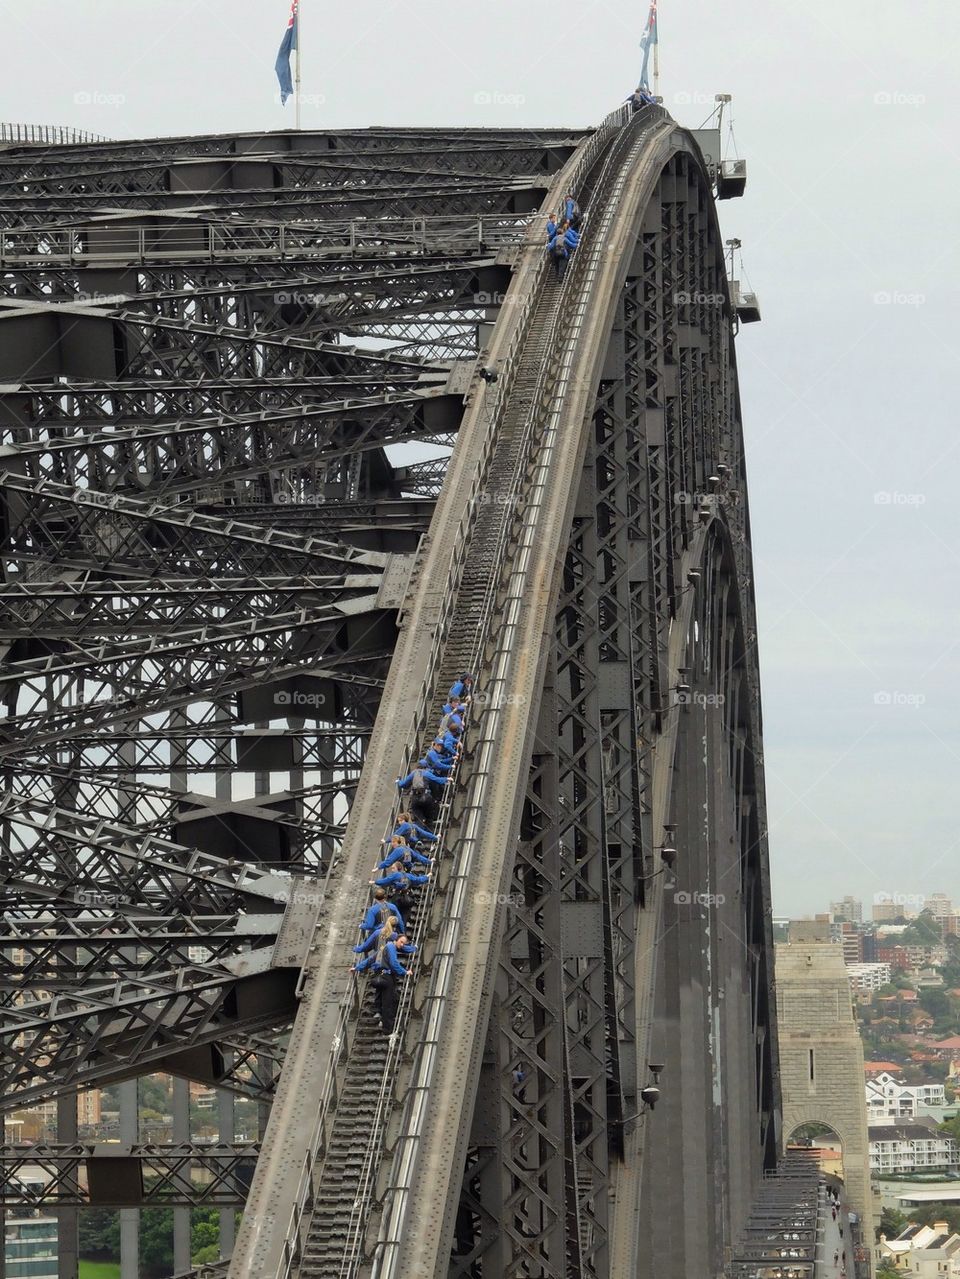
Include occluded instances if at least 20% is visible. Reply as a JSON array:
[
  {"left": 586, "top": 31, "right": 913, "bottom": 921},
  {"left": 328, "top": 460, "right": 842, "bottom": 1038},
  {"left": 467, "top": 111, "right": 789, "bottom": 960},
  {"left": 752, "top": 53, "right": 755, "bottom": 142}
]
[{"left": 0, "top": 103, "right": 807, "bottom": 1278}]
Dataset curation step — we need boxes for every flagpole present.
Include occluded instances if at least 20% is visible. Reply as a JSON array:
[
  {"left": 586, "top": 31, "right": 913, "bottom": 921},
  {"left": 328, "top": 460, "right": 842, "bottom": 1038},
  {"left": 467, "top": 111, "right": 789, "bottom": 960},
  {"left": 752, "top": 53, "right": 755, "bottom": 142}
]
[
  {"left": 295, "top": 1, "right": 302, "bottom": 129},
  {"left": 653, "top": 3, "right": 660, "bottom": 99}
]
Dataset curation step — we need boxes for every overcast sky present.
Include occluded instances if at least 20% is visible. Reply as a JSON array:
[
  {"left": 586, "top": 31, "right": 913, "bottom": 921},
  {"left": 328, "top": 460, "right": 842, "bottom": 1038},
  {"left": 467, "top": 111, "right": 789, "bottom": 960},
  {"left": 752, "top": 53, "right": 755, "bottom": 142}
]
[{"left": 0, "top": 0, "right": 957, "bottom": 918}]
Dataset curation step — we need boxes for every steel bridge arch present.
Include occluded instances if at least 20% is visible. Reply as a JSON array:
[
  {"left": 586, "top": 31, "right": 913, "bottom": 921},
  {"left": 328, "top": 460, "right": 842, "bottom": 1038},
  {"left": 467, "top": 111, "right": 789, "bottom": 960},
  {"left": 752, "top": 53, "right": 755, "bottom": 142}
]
[
  {"left": 0, "top": 105, "right": 779, "bottom": 1279},
  {"left": 228, "top": 110, "right": 780, "bottom": 1279}
]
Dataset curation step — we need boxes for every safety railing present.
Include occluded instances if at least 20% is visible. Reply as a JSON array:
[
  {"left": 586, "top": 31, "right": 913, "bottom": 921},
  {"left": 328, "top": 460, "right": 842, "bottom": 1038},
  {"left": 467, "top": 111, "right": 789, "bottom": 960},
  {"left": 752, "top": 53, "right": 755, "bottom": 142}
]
[
  {"left": 0, "top": 122, "right": 109, "bottom": 147},
  {"left": 0, "top": 215, "right": 537, "bottom": 266},
  {"left": 272, "top": 99, "right": 640, "bottom": 1279}
]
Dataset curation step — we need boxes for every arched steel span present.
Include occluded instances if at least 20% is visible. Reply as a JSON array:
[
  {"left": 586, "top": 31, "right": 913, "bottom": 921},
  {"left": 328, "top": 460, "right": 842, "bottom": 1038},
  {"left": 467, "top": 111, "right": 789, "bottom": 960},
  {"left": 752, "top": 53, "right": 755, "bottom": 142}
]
[
  {"left": 0, "top": 107, "right": 778, "bottom": 1279},
  {"left": 227, "top": 107, "right": 780, "bottom": 1279}
]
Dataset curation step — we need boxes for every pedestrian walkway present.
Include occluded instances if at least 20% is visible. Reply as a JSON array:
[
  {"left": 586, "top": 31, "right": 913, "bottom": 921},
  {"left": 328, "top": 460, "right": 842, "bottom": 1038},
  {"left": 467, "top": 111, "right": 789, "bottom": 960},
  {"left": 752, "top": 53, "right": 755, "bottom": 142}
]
[{"left": 817, "top": 1183, "right": 851, "bottom": 1277}]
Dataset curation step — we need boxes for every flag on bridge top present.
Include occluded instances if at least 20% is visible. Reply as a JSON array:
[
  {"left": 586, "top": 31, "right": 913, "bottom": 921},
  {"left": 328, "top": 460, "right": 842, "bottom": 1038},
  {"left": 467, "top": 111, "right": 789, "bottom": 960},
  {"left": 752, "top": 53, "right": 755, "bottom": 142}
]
[
  {"left": 276, "top": 0, "right": 299, "bottom": 106},
  {"left": 639, "top": 0, "right": 658, "bottom": 91}
]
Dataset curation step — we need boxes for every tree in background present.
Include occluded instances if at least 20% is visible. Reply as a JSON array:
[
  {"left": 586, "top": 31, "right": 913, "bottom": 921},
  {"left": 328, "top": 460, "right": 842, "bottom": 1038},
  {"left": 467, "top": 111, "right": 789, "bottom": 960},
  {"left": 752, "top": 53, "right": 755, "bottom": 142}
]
[
  {"left": 919, "top": 987, "right": 954, "bottom": 1022},
  {"left": 79, "top": 1207, "right": 121, "bottom": 1260},
  {"left": 902, "top": 911, "right": 943, "bottom": 946},
  {"left": 878, "top": 1205, "right": 908, "bottom": 1240}
]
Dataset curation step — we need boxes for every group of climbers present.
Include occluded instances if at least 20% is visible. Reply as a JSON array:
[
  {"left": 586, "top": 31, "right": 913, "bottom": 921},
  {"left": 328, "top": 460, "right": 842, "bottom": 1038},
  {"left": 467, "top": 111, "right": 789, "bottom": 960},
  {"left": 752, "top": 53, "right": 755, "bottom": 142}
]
[
  {"left": 543, "top": 87, "right": 656, "bottom": 283},
  {"left": 627, "top": 85, "right": 657, "bottom": 112},
  {"left": 545, "top": 191, "right": 582, "bottom": 283},
  {"left": 350, "top": 673, "right": 474, "bottom": 1035}
]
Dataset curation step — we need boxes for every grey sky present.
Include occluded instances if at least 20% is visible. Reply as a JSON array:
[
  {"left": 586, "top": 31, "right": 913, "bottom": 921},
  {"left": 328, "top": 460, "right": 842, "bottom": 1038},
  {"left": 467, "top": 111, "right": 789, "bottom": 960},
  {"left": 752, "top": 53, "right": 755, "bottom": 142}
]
[{"left": 0, "top": 0, "right": 957, "bottom": 917}]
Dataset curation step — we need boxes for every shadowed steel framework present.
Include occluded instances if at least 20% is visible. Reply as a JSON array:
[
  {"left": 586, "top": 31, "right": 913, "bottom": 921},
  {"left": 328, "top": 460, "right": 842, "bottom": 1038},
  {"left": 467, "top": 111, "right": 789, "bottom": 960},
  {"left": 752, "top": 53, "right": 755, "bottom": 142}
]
[{"left": 0, "top": 106, "right": 781, "bottom": 1278}]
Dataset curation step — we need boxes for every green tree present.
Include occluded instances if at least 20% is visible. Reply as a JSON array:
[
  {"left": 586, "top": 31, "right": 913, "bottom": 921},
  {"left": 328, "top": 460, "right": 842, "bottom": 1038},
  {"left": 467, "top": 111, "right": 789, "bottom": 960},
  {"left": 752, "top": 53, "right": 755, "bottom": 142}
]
[
  {"left": 919, "top": 987, "right": 954, "bottom": 1024},
  {"left": 79, "top": 1208, "right": 121, "bottom": 1261},
  {"left": 902, "top": 911, "right": 943, "bottom": 945},
  {"left": 878, "top": 1205, "right": 908, "bottom": 1240},
  {"left": 138, "top": 1075, "right": 172, "bottom": 1114},
  {"left": 139, "top": 1209, "right": 175, "bottom": 1279}
]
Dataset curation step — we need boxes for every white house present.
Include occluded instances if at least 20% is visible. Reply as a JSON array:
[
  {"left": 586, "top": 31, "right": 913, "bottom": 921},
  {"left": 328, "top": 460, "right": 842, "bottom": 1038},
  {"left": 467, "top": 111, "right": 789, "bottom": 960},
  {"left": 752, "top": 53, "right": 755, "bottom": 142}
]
[
  {"left": 866, "top": 1071, "right": 946, "bottom": 1120},
  {"left": 869, "top": 1121, "right": 959, "bottom": 1175},
  {"left": 877, "top": 1222, "right": 960, "bottom": 1276},
  {"left": 846, "top": 961, "right": 891, "bottom": 990}
]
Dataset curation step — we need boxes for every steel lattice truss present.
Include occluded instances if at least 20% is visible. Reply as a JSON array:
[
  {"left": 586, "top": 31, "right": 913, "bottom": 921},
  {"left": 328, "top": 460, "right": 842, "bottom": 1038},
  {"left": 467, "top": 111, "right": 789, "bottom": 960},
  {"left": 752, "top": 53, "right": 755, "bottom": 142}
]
[
  {"left": 1, "top": 1141, "right": 258, "bottom": 1207},
  {"left": 0, "top": 125, "right": 584, "bottom": 1215},
  {"left": 0, "top": 118, "right": 783, "bottom": 1276}
]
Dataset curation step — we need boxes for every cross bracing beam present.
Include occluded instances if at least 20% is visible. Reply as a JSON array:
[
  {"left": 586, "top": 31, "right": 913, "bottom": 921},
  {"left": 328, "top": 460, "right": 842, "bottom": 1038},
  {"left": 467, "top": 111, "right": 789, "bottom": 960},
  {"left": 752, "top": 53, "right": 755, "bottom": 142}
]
[
  {"left": 0, "top": 136, "right": 575, "bottom": 192},
  {"left": 0, "top": 216, "right": 531, "bottom": 262},
  {"left": 0, "top": 182, "right": 552, "bottom": 226},
  {"left": 0, "top": 795, "right": 313, "bottom": 915},
  {"left": 0, "top": 270, "right": 504, "bottom": 373},
  {"left": 0, "top": 255, "right": 503, "bottom": 306},
  {"left": 0, "top": 379, "right": 431, "bottom": 426},
  {"left": 1, "top": 480, "right": 399, "bottom": 581},
  {"left": 0, "top": 914, "right": 282, "bottom": 993},
  {"left": 0, "top": 605, "right": 388, "bottom": 753},
  {"left": 0, "top": 1142, "right": 259, "bottom": 1207},
  {"left": 0, "top": 126, "right": 583, "bottom": 166},
  {"left": 16, "top": 726, "right": 369, "bottom": 774},
  {"left": 0, "top": 142, "right": 573, "bottom": 198},
  {"left": 0, "top": 393, "right": 459, "bottom": 495},
  {"left": 7, "top": 765, "right": 347, "bottom": 847},
  {"left": 0, "top": 966, "right": 298, "bottom": 1108},
  {"left": 0, "top": 576, "right": 384, "bottom": 636}
]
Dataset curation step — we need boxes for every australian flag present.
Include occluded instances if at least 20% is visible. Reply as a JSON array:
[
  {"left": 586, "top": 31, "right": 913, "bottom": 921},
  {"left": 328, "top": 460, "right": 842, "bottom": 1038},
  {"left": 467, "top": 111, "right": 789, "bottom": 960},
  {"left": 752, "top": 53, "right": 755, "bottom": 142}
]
[
  {"left": 276, "top": 0, "right": 299, "bottom": 105},
  {"left": 639, "top": 0, "right": 658, "bottom": 92}
]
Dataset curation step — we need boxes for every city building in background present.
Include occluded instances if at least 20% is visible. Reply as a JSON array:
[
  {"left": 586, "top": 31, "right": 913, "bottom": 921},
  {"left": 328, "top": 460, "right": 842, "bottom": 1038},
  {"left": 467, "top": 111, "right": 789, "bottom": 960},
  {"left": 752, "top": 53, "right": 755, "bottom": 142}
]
[
  {"left": 831, "top": 896, "right": 863, "bottom": 924},
  {"left": 868, "top": 1119, "right": 960, "bottom": 1175},
  {"left": 4, "top": 1214, "right": 57, "bottom": 1279},
  {"left": 866, "top": 1072, "right": 946, "bottom": 1120},
  {"left": 846, "top": 962, "right": 892, "bottom": 991}
]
